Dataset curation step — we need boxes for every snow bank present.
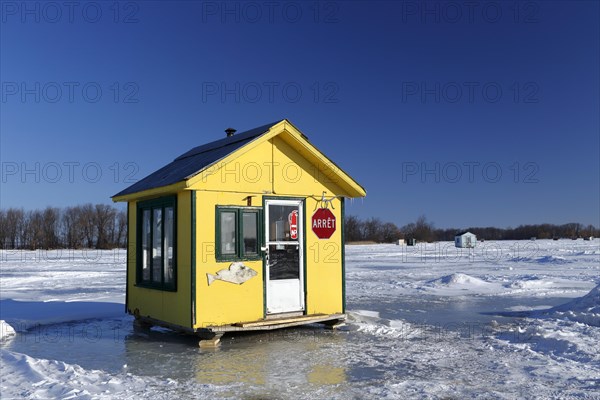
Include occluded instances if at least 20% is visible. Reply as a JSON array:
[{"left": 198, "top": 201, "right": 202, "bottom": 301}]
[
  {"left": 508, "top": 255, "right": 570, "bottom": 264},
  {"left": 428, "top": 273, "right": 489, "bottom": 286},
  {"left": 552, "top": 284, "right": 600, "bottom": 313},
  {"left": 420, "top": 273, "right": 504, "bottom": 295},
  {"left": 509, "top": 276, "right": 554, "bottom": 289},
  {"left": 0, "top": 349, "right": 172, "bottom": 399},
  {"left": 495, "top": 318, "right": 600, "bottom": 365},
  {"left": 536, "top": 255, "right": 570, "bottom": 264},
  {"left": 1, "top": 320, "right": 16, "bottom": 340},
  {"left": 549, "top": 284, "right": 600, "bottom": 326}
]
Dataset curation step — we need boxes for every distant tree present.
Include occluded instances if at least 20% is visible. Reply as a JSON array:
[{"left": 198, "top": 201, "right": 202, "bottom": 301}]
[
  {"left": 401, "top": 222, "right": 415, "bottom": 239},
  {"left": 381, "top": 222, "right": 402, "bottom": 243},
  {"left": 115, "top": 210, "right": 128, "bottom": 247},
  {"left": 63, "top": 206, "right": 84, "bottom": 248},
  {"left": 343, "top": 216, "right": 402, "bottom": 243},
  {"left": 414, "top": 215, "right": 435, "bottom": 242},
  {"left": 27, "top": 210, "right": 44, "bottom": 249},
  {"left": 581, "top": 224, "right": 596, "bottom": 238},
  {"left": 80, "top": 204, "right": 97, "bottom": 248},
  {"left": 402, "top": 215, "right": 435, "bottom": 242},
  {"left": 41, "top": 207, "right": 61, "bottom": 249},
  {"left": 1, "top": 208, "right": 25, "bottom": 248},
  {"left": 94, "top": 204, "right": 116, "bottom": 249},
  {"left": 0, "top": 210, "right": 6, "bottom": 248},
  {"left": 364, "top": 217, "right": 384, "bottom": 242},
  {"left": 344, "top": 215, "right": 363, "bottom": 242}
]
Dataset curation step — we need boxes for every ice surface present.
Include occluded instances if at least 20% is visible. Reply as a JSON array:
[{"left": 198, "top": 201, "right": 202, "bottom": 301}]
[{"left": 1, "top": 240, "right": 599, "bottom": 398}]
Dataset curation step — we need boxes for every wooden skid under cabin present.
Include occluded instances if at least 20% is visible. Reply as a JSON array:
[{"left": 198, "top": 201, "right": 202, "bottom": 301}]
[{"left": 112, "top": 119, "right": 366, "bottom": 343}]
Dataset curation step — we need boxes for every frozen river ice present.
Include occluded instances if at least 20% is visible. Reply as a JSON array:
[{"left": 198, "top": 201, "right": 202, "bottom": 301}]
[{"left": 1, "top": 239, "right": 599, "bottom": 399}]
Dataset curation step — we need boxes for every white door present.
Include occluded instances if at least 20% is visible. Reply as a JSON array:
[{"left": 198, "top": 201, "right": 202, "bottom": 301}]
[{"left": 265, "top": 199, "right": 304, "bottom": 314}]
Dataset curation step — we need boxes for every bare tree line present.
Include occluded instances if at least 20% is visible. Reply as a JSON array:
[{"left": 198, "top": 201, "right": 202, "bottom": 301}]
[
  {"left": 0, "top": 204, "right": 127, "bottom": 250},
  {"left": 1, "top": 205, "right": 597, "bottom": 249},
  {"left": 344, "top": 215, "right": 599, "bottom": 243}
]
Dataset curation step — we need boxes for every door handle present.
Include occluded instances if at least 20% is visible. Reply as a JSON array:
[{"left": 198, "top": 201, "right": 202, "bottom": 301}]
[{"left": 261, "top": 246, "right": 268, "bottom": 260}]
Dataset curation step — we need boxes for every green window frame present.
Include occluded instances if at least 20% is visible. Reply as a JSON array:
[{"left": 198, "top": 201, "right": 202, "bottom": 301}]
[
  {"left": 136, "top": 196, "right": 177, "bottom": 291},
  {"left": 215, "top": 206, "right": 262, "bottom": 261}
]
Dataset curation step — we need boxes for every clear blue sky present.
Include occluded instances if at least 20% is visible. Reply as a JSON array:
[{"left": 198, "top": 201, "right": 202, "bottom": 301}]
[{"left": 1, "top": 1, "right": 598, "bottom": 229}]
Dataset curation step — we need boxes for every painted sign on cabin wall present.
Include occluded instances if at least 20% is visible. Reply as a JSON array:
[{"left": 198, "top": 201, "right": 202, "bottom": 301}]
[{"left": 207, "top": 262, "right": 257, "bottom": 286}]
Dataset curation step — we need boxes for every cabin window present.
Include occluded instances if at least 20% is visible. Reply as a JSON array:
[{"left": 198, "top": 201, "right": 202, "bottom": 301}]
[
  {"left": 220, "top": 211, "right": 237, "bottom": 256},
  {"left": 243, "top": 212, "right": 259, "bottom": 256},
  {"left": 216, "top": 207, "right": 262, "bottom": 261},
  {"left": 137, "top": 196, "right": 177, "bottom": 291}
]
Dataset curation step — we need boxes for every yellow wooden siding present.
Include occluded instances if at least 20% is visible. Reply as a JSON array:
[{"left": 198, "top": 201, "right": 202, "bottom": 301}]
[
  {"left": 194, "top": 139, "right": 274, "bottom": 194},
  {"left": 304, "top": 196, "right": 343, "bottom": 315},
  {"left": 193, "top": 190, "right": 265, "bottom": 328},
  {"left": 271, "top": 134, "right": 347, "bottom": 197},
  {"left": 126, "top": 191, "right": 191, "bottom": 328}
]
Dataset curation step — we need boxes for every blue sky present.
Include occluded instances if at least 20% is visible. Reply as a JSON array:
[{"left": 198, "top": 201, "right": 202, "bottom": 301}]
[{"left": 1, "top": 1, "right": 598, "bottom": 228}]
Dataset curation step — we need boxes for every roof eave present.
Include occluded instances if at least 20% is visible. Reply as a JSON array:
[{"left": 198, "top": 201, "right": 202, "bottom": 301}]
[{"left": 112, "top": 181, "right": 188, "bottom": 202}]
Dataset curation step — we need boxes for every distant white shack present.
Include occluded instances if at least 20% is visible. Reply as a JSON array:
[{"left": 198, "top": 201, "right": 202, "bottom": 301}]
[{"left": 455, "top": 231, "right": 477, "bottom": 248}]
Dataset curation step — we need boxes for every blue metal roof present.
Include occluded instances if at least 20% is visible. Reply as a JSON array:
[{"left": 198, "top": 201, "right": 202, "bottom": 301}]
[{"left": 113, "top": 120, "right": 282, "bottom": 198}]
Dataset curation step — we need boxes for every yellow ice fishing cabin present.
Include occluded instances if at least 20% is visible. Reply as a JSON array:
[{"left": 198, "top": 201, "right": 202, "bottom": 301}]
[{"left": 112, "top": 119, "right": 366, "bottom": 346}]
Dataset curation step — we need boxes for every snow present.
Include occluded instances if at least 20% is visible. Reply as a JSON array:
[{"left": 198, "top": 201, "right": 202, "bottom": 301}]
[
  {"left": 552, "top": 283, "right": 600, "bottom": 314},
  {"left": 348, "top": 310, "right": 419, "bottom": 339},
  {"left": 1, "top": 320, "right": 16, "bottom": 340},
  {"left": 1, "top": 240, "right": 599, "bottom": 398},
  {"left": 0, "top": 350, "right": 161, "bottom": 399},
  {"left": 430, "top": 272, "right": 489, "bottom": 285},
  {"left": 1, "top": 299, "right": 124, "bottom": 332},
  {"left": 549, "top": 283, "right": 600, "bottom": 327}
]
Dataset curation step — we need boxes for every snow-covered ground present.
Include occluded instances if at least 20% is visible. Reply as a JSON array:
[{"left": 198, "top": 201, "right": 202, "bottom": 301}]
[{"left": 1, "top": 240, "right": 599, "bottom": 399}]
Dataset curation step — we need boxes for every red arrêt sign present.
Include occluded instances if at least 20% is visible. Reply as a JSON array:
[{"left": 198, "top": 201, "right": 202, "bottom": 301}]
[{"left": 312, "top": 208, "right": 336, "bottom": 239}]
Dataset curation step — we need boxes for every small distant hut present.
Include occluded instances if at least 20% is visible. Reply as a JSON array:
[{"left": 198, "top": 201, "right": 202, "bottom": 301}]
[
  {"left": 455, "top": 231, "right": 476, "bottom": 248},
  {"left": 406, "top": 238, "right": 416, "bottom": 246}
]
